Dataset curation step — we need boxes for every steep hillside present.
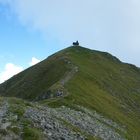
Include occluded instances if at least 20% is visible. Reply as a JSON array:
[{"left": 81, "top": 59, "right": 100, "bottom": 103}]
[
  {"left": 0, "top": 49, "right": 71, "bottom": 100},
  {"left": 0, "top": 46, "right": 140, "bottom": 139}
]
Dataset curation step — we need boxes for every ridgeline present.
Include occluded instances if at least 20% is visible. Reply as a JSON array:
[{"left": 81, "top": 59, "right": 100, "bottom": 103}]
[{"left": 0, "top": 45, "right": 140, "bottom": 139}]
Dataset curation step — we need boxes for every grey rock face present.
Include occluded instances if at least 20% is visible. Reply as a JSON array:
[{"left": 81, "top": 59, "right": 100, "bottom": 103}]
[
  {"left": 0, "top": 100, "right": 21, "bottom": 140},
  {"left": 25, "top": 107, "right": 85, "bottom": 140},
  {"left": 0, "top": 99, "right": 126, "bottom": 140},
  {"left": 0, "top": 100, "right": 9, "bottom": 129},
  {"left": 53, "top": 106, "right": 126, "bottom": 140},
  {"left": 25, "top": 105, "right": 126, "bottom": 140}
]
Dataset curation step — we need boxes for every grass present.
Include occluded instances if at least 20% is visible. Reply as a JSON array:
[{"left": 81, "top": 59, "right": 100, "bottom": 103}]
[
  {"left": 8, "top": 126, "right": 20, "bottom": 135},
  {"left": 0, "top": 54, "right": 70, "bottom": 100},
  {"left": 22, "top": 126, "right": 43, "bottom": 140},
  {"left": 40, "top": 46, "right": 140, "bottom": 139},
  {"left": 8, "top": 98, "right": 27, "bottom": 119},
  {"left": 0, "top": 129, "right": 8, "bottom": 136},
  {"left": 0, "top": 46, "right": 140, "bottom": 139}
]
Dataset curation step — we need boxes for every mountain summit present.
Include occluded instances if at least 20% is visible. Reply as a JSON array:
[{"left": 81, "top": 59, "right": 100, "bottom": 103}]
[{"left": 0, "top": 46, "right": 140, "bottom": 139}]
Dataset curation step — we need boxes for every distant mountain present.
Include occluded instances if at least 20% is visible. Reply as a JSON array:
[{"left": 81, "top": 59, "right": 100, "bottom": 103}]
[{"left": 0, "top": 45, "right": 140, "bottom": 139}]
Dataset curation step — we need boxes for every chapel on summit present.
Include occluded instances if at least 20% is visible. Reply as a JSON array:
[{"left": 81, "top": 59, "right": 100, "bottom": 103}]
[{"left": 73, "top": 41, "right": 79, "bottom": 46}]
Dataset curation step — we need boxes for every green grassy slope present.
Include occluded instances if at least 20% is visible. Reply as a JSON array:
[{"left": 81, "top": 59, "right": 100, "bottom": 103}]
[
  {"left": 58, "top": 46, "right": 140, "bottom": 139},
  {"left": 0, "top": 46, "right": 140, "bottom": 139},
  {"left": 0, "top": 50, "right": 71, "bottom": 100}
]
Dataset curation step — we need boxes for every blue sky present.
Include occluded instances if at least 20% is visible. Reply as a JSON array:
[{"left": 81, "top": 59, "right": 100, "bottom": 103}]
[{"left": 0, "top": 0, "right": 140, "bottom": 83}]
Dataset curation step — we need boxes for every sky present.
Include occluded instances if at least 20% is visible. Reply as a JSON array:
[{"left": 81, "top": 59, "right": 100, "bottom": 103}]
[{"left": 0, "top": 0, "right": 140, "bottom": 83}]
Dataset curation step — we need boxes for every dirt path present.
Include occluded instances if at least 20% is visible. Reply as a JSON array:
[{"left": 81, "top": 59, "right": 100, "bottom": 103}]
[{"left": 60, "top": 65, "right": 78, "bottom": 86}]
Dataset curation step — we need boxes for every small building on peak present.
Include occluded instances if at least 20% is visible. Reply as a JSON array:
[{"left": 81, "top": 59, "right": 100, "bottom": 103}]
[{"left": 73, "top": 41, "right": 79, "bottom": 46}]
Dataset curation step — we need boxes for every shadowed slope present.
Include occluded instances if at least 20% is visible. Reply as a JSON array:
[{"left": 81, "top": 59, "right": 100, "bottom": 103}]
[{"left": 0, "top": 50, "right": 71, "bottom": 100}]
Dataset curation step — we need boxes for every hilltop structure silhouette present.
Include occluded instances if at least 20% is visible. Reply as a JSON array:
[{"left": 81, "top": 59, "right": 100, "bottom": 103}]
[{"left": 73, "top": 41, "right": 79, "bottom": 46}]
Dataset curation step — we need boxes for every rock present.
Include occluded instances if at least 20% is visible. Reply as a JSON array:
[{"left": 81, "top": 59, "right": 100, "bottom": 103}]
[
  {"left": 24, "top": 104, "right": 126, "bottom": 140},
  {"left": 47, "top": 132, "right": 52, "bottom": 136},
  {"left": 1, "top": 122, "right": 11, "bottom": 130}
]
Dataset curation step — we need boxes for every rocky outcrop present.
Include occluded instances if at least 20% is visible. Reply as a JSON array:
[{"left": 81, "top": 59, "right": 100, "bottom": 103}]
[
  {"left": 0, "top": 98, "right": 126, "bottom": 140},
  {"left": 0, "top": 100, "right": 21, "bottom": 140},
  {"left": 25, "top": 104, "right": 126, "bottom": 140},
  {"left": 25, "top": 107, "right": 84, "bottom": 140}
]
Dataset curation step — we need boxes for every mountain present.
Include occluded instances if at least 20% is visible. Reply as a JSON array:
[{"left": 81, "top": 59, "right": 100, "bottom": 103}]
[{"left": 0, "top": 45, "right": 140, "bottom": 139}]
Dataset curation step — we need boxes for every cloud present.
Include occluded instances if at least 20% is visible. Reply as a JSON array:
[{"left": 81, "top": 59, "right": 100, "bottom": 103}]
[
  {"left": 1, "top": 0, "right": 140, "bottom": 47},
  {"left": 0, "top": 0, "right": 140, "bottom": 66},
  {"left": 0, "top": 63, "right": 23, "bottom": 83},
  {"left": 29, "top": 57, "right": 40, "bottom": 66},
  {"left": 0, "top": 0, "right": 124, "bottom": 45},
  {"left": 0, "top": 57, "right": 40, "bottom": 83}
]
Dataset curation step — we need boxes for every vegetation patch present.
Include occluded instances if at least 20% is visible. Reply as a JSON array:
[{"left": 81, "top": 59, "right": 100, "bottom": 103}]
[
  {"left": 0, "top": 46, "right": 140, "bottom": 139},
  {"left": 0, "top": 129, "right": 8, "bottom": 136},
  {"left": 22, "top": 126, "right": 43, "bottom": 140}
]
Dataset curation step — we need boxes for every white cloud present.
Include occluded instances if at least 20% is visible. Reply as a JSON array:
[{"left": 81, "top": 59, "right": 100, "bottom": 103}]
[
  {"left": 1, "top": 0, "right": 140, "bottom": 66},
  {"left": 0, "top": 63, "right": 23, "bottom": 84},
  {"left": 0, "top": 57, "right": 40, "bottom": 84},
  {"left": 29, "top": 57, "right": 40, "bottom": 66},
  {"left": 2, "top": 0, "right": 140, "bottom": 46},
  {"left": 0, "top": 0, "right": 119, "bottom": 45}
]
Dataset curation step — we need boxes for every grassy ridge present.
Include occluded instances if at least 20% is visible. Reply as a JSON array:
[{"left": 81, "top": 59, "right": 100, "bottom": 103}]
[
  {"left": 0, "top": 46, "right": 140, "bottom": 139},
  {"left": 0, "top": 51, "right": 70, "bottom": 100},
  {"left": 46, "top": 46, "right": 140, "bottom": 139}
]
